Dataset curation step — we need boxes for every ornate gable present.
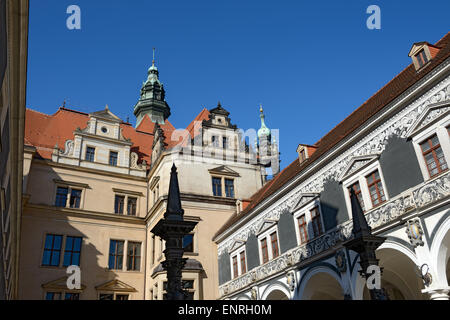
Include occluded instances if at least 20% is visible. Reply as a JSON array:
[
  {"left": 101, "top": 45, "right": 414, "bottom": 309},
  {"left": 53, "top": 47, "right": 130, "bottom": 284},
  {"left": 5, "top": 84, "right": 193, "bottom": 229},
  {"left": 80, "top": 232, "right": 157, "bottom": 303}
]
[
  {"left": 42, "top": 276, "right": 86, "bottom": 291},
  {"left": 256, "top": 219, "right": 277, "bottom": 235},
  {"left": 339, "top": 154, "right": 379, "bottom": 181},
  {"left": 208, "top": 165, "right": 240, "bottom": 177},
  {"left": 95, "top": 279, "right": 137, "bottom": 293},
  {"left": 228, "top": 239, "right": 246, "bottom": 253},
  {"left": 289, "top": 193, "right": 320, "bottom": 212},
  {"left": 406, "top": 101, "right": 450, "bottom": 137}
]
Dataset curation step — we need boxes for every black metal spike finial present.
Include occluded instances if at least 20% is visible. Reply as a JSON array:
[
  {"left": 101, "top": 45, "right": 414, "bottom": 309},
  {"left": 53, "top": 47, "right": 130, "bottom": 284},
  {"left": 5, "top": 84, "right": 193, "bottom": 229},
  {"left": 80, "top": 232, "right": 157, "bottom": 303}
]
[
  {"left": 349, "top": 188, "right": 371, "bottom": 238},
  {"left": 165, "top": 164, "right": 184, "bottom": 220}
]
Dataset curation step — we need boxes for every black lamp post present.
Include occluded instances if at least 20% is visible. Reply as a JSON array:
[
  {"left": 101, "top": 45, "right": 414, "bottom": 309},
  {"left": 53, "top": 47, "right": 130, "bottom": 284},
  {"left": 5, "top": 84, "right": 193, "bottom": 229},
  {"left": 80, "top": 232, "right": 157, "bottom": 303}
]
[
  {"left": 343, "top": 188, "right": 388, "bottom": 300},
  {"left": 151, "top": 164, "right": 198, "bottom": 300}
]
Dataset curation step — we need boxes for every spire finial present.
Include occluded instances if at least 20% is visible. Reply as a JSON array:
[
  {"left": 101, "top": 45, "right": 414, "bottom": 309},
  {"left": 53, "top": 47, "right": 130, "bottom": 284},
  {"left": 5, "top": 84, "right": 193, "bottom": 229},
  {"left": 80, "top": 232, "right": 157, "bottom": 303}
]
[
  {"left": 260, "top": 104, "right": 263, "bottom": 114},
  {"left": 105, "top": 104, "right": 109, "bottom": 111},
  {"left": 152, "top": 47, "right": 156, "bottom": 65}
]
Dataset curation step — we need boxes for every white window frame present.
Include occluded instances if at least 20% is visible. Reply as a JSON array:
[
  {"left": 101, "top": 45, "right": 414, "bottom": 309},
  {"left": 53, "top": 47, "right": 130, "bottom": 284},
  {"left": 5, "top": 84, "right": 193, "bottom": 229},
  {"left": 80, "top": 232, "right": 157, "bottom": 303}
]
[
  {"left": 257, "top": 225, "right": 280, "bottom": 265},
  {"left": 342, "top": 161, "right": 389, "bottom": 214},
  {"left": 292, "top": 198, "right": 324, "bottom": 246},
  {"left": 411, "top": 115, "right": 450, "bottom": 181},
  {"left": 229, "top": 245, "right": 247, "bottom": 279}
]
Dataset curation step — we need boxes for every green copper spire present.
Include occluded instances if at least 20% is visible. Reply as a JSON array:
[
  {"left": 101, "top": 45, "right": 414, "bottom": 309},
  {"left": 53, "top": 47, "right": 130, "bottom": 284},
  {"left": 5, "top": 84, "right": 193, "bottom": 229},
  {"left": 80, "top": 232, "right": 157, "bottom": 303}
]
[
  {"left": 133, "top": 48, "right": 171, "bottom": 126},
  {"left": 257, "top": 105, "right": 271, "bottom": 140}
]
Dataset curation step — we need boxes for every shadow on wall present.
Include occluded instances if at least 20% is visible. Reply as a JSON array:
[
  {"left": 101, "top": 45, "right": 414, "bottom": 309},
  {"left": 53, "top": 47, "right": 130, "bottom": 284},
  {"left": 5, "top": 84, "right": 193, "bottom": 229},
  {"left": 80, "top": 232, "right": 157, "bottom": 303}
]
[{"left": 320, "top": 178, "right": 348, "bottom": 231}]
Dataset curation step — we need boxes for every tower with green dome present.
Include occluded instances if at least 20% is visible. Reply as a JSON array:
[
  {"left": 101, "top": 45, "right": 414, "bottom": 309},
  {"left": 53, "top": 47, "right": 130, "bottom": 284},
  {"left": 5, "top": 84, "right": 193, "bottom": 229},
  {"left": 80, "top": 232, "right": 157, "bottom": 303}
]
[
  {"left": 133, "top": 49, "right": 171, "bottom": 127},
  {"left": 257, "top": 105, "right": 280, "bottom": 179}
]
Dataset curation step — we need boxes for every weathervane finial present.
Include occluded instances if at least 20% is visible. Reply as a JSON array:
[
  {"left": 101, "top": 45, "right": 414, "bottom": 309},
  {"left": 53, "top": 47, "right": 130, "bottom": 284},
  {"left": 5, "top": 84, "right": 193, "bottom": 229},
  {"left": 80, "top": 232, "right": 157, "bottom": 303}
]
[{"left": 152, "top": 47, "right": 156, "bottom": 65}]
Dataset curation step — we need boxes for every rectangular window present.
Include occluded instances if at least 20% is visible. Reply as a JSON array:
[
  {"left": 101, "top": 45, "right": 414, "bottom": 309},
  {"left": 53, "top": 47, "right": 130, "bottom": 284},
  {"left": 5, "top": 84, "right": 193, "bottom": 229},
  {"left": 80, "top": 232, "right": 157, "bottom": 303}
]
[
  {"left": 297, "top": 215, "right": 308, "bottom": 244},
  {"left": 108, "top": 240, "right": 124, "bottom": 270},
  {"left": 223, "top": 137, "right": 228, "bottom": 149},
  {"left": 212, "top": 177, "right": 222, "bottom": 196},
  {"left": 64, "top": 293, "right": 80, "bottom": 300},
  {"left": 420, "top": 135, "right": 448, "bottom": 178},
  {"left": 127, "top": 197, "right": 137, "bottom": 216},
  {"left": 69, "top": 189, "right": 82, "bottom": 208},
  {"left": 240, "top": 251, "right": 247, "bottom": 274},
  {"left": 127, "top": 242, "right": 141, "bottom": 271},
  {"left": 99, "top": 294, "right": 114, "bottom": 300},
  {"left": 224, "top": 179, "right": 234, "bottom": 198},
  {"left": 63, "top": 236, "right": 82, "bottom": 267},
  {"left": 114, "top": 195, "right": 125, "bottom": 214},
  {"left": 366, "top": 170, "right": 386, "bottom": 207},
  {"left": 348, "top": 182, "right": 366, "bottom": 212},
  {"left": 270, "top": 232, "right": 279, "bottom": 258},
  {"left": 260, "top": 238, "right": 269, "bottom": 264},
  {"left": 45, "top": 292, "right": 62, "bottom": 300},
  {"left": 212, "top": 136, "right": 219, "bottom": 147},
  {"left": 85, "top": 147, "right": 95, "bottom": 162},
  {"left": 109, "top": 151, "right": 118, "bottom": 166},
  {"left": 183, "top": 234, "right": 194, "bottom": 253},
  {"left": 415, "top": 49, "right": 428, "bottom": 68},
  {"left": 116, "top": 294, "right": 129, "bottom": 300},
  {"left": 42, "top": 234, "right": 63, "bottom": 266},
  {"left": 311, "top": 207, "right": 323, "bottom": 238},
  {"left": 55, "top": 187, "right": 68, "bottom": 207},
  {"left": 232, "top": 255, "right": 238, "bottom": 279}
]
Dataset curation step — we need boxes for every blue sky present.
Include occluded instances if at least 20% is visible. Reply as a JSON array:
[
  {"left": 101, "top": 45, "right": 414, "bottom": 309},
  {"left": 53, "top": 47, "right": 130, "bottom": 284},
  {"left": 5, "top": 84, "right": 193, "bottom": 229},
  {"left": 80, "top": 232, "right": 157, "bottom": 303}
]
[{"left": 26, "top": 0, "right": 450, "bottom": 169}]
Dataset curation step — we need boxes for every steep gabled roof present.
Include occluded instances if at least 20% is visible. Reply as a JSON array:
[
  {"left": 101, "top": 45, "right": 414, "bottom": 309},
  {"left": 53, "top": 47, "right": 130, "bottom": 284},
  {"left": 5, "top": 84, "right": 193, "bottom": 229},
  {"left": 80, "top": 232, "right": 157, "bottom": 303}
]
[{"left": 214, "top": 31, "right": 450, "bottom": 241}]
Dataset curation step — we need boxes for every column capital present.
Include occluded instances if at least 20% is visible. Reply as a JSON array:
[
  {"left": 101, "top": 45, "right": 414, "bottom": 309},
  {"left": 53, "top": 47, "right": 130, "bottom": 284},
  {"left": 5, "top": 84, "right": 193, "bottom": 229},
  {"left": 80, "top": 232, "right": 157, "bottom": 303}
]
[{"left": 422, "top": 286, "right": 450, "bottom": 300}]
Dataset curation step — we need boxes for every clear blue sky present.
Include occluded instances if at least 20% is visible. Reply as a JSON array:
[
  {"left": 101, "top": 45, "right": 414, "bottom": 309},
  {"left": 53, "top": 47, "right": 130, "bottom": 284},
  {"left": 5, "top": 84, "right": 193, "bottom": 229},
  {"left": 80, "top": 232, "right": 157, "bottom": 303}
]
[{"left": 26, "top": 0, "right": 450, "bottom": 169}]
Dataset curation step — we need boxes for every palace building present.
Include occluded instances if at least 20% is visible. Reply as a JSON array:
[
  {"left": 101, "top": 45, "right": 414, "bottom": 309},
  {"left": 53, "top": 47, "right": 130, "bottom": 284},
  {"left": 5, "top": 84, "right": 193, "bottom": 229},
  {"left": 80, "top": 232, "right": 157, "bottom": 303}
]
[
  {"left": 214, "top": 32, "right": 450, "bottom": 300},
  {"left": 18, "top": 54, "right": 279, "bottom": 299}
]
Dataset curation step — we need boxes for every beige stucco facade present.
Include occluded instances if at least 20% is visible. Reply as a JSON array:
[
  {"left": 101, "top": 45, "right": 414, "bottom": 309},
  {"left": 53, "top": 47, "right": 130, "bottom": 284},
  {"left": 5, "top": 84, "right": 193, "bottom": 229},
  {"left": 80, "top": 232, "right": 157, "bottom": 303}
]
[{"left": 18, "top": 104, "right": 269, "bottom": 300}]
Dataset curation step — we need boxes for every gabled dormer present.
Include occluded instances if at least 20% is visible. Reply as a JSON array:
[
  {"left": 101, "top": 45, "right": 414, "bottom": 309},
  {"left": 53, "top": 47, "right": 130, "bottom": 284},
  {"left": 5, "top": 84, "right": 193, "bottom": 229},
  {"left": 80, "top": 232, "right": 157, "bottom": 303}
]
[{"left": 408, "top": 42, "right": 441, "bottom": 71}]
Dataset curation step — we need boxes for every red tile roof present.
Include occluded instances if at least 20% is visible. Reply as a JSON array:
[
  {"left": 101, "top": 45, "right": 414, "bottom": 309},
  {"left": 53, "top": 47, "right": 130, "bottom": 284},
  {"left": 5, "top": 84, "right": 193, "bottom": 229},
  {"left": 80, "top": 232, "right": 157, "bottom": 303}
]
[
  {"left": 214, "top": 31, "right": 450, "bottom": 240},
  {"left": 24, "top": 107, "right": 179, "bottom": 165}
]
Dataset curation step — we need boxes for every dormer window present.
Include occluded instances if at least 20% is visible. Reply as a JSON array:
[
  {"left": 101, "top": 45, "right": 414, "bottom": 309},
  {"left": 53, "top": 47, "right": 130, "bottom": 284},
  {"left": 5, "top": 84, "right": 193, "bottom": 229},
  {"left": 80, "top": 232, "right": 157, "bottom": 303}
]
[
  {"left": 415, "top": 49, "right": 428, "bottom": 68},
  {"left": 296, "top": 144, "right": 317, "bottom": 164},
  {"left": 408, "top": 42, "right": 441, "bottom": 71}
]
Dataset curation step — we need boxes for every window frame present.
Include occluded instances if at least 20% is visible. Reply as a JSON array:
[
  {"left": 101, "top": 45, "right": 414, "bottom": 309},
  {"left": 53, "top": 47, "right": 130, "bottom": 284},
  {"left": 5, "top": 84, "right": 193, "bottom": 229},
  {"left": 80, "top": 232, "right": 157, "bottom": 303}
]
[
  {"left": 108, "top": 239, "right": 125, "bottom": 270},
  {"left": 85, "top": 146, "right": 96, "bottom": 162},
  {"left": 229, "top": 245, "right": 247, "bottom": 279},
  {"left": 53, "top": 183, "right": 86, "bottom": 210},
  {"left": 126, "top": 241, "right": 141, "bottom": 271},
  {"left": 41, "top": 234, "right": 64, "bottom": 267},
  {"left": 342, "top": 161, "right": 389, "bottom": 215},
  {"left": 411, "top": 115, "right": 450, "bottom": 181},
  {"left": 62, "top": 236, "right": 82, "bottom": 267},
  {"left": 212, "top": 176, "right": 222, "bottom": 197},
  {"left": 109, "top": 150, "right": 119, "bottom": 166},
  {"left": 292, "top": 199, "right": 325, "bottom": 246},
  {"left": 257, "top": 225, "right": 280, "bottom": 265},
  {"left": 114, "top": 193, "right": 140, "bottom": 216}
]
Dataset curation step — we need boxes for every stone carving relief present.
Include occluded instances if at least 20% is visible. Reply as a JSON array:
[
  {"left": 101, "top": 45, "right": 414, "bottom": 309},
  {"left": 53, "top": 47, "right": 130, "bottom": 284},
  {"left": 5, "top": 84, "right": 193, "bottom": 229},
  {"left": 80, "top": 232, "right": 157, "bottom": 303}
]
[{"left": 130, "top": 152, "right": 146, "bottom": 170}]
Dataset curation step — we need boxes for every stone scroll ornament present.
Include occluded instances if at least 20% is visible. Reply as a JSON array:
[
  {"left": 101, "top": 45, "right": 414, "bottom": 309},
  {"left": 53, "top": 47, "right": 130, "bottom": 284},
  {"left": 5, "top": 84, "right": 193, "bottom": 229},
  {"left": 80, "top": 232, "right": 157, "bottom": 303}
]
[{"left": 405, "top": 219, "right": 424, "bottom": 248}]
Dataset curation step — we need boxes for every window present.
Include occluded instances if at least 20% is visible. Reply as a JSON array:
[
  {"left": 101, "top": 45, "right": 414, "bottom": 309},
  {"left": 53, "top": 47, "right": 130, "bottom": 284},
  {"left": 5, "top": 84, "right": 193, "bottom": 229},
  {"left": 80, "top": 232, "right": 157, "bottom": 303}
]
[
  {"left": 232, "top": 255, "right": 238, "bottom": 279},
  {"left": 64, "top": 292, "right": 80, "bottom": 300},
  {"left": 223, "top": 137, "right": 228, "bottom": 149},
  {"left": 45, "top": 292, "right": 62, "bottom": 300},
  {"left": 240, "top": 251, "right": 246, "bottom": 275},
  {"left": 270, "top": 232, "right": 279, "bottom": 258},
  {"left": 230, "top": 247, "right": 247, "bottom": 279},
  {"left": 260, "top": 238, "right": 269, "bottom": 264},
  {"left": 348, "top": 181, "right": 366, "bottom": 212},
  {"left": 420, "top": 135, "right": 448, "bottom": 178},
  {"left": 85, "top": 147, "right": 95, "bottom": 162},
  {"left": 108, "top": 240, "right": 124, "bottom": 270},
  {"left": 299, "top": 149, "right": 306, "bottom": 162},
  {"left": 310, "top": 207, "right": 323, "bottom": 238},
  {"left": 127, "top": 242, "right": 141, "bottom": 271},
  {"left": 109, "top": 151, "right": 118, "bottom": 166},
  {"left": 183, "top": 234, "right": 194, "bottom": 253},
  {"left": 297, "top": 214, "right": 308, "bottom": 244},
  {"left": 55, "top": 187, "right": 68, "bottom": 207},
  {"left": 127, "top": 197, "right": 137, "bottom": 216},
  {"left": 366, "top": 170, "right": 386, "bottom": 207},
  {"left": 69, "top": 189, "right": 82, "bottom": 208},
  {"left": 42, "top": 234, "right": 63, "bottom": 266},
  {"left": 99, "top": 293, "right": 129, "bottom": 300},
  {"left": 114, "top": 195, "right": 125, "bottom": 214},
  {"left": 224, "top": 179, "right": 234, "bottom": 198},
  {"left": 212, "top": 177, "right": 222, "bottom": 196},
  {"left": 63, "top": 236, "right": 82, "bottom": 267},
  {"left": 212, "top": 136, "right": 219, "bottom": 147},
  {"left": 415, "top": 49, "right": 428, "bottom": 68}
]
